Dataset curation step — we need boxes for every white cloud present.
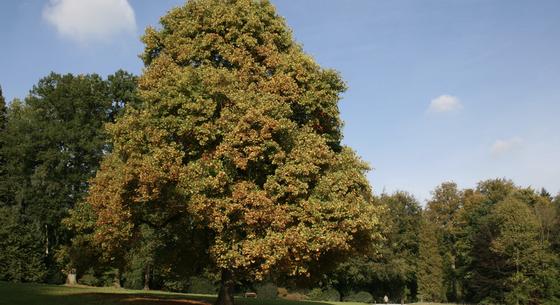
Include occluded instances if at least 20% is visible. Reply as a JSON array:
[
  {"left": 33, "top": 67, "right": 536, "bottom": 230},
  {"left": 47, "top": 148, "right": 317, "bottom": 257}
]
[
  {"left": 491, "top": 137, "right": 523, "bottom": 156},
  {"left": 43, "top": 0, "right": 136, "bottom": 44},
  {"left": 428, "top": 94, "right": 463, "bottom": 113}
]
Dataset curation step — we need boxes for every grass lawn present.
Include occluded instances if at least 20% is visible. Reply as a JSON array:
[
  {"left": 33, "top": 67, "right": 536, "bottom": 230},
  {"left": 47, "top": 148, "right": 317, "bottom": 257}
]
[
  {"left": 0, "top": 281, "right": 457, "bottom": 305},
  {"left": 0, "top": 282, "right": 366, "bottom": 305}
]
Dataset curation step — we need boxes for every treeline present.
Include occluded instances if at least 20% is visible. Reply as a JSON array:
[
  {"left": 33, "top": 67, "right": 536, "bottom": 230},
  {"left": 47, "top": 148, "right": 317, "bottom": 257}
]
[
  {"left": 1, "top": 76, "right": 559, "bottom": 304},
  {"left": 327, "top": 182, "right": 560, "bottom": 304}
]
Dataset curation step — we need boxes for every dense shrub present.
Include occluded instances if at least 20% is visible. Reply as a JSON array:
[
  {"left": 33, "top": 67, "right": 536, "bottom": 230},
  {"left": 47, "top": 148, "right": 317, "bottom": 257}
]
[
  {"left": 307, "top": 288, "right": 341, "bottom": 301},
  {"left": 77, "top": 268, "right": 117, "bottom": 287},
  {"left": 276, "top": 287, "right": 308, "bottom": 301},
  {"left": 255, "top": 282, "right": 277, "bottom": 299},
  {"left": 188, "top": 276, "right": 217, "bottom": 294},
  {"left": 162, "top": 279, "right": 190, "bottom": 292},
  {"left": 344, "top": 291, "right": 374, "bottom": 303},
  {"left": 0, "top": 207, "right": 47, "bottom": 283},
  {"left": 277, "top": 287, "right": 289, "bottom": 298},
  {"left": 122, "top": 267, "right": 144, "bottom": 290},
  {"left": 79, "top": 268, "right": 100, "bottom": 286},
  {"left": 283, "top": 292, "right": 308, "bottom": 301},
  {"left": 99, "top": 269, "right": 120, "bottom": 287}
]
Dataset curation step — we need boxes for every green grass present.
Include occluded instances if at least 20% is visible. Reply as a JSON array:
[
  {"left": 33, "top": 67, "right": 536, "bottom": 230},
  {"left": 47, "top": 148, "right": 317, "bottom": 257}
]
[{"left": 0, "top": 282, "right": 460, "bottom": 305}]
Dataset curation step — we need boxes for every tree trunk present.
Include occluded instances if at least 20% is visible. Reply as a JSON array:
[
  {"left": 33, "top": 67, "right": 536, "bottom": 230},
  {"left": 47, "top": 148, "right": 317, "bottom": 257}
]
[
  {"left": 215, "top": 269, "right": 235, "bottom": 305},
  {"left": 66, "top": 269, "right": 77, "bottom": 286},
  {"left": 143, "top": 265, "right": 151, "bottom": 290},
  {"left": 45, "top": 224, "right": 49, "bottom": 255},
  {"left": 451, "top": 256, "right": 457, "bottom": 301},
  {"left": 113, "top": 268, "right": 122, "bottom": 288}
]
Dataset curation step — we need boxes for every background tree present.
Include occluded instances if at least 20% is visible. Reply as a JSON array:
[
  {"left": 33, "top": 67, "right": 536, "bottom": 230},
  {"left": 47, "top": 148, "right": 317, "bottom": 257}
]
[
  {"left": 0, "top": 71, "right": 138, "bottom": 282},
  {"left": 456, "top": 180, "right": 560, "bottom": 304},
  {"left": 530, "top": 191, "right": 558, "bottom": 246},
  {"left": 327, "top": 192, "right": 420, "bottom": 302},
  {"left": 553, "top": 195, "right": 560, "bottom": 253},
  {"left": 456, "top": 179, "right": 516, "bottom": 301},
  {"left": 87, "top": 1, "right": 383, "bottom": 304},
  {"left": 485, "top": 197, "right": 558, "bottom": 305}
]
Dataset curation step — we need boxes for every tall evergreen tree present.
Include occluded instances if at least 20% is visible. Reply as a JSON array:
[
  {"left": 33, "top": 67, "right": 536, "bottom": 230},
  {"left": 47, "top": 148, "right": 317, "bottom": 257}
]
[
  {"left": 425, "top": 182, "right": 463, "bottom": 301},
  {"left": 0, "top": 85, "right": 8, "bottom": 204},
  {"left": 0, "top": 86, "right": 6, "bottom": 130},
  {"left": 377, "top": 192, "right": 421, "bottom": 302},
  {"left": 87, "top": 1, "right": 382, "bottom": 304},
  {"left": 417, "top": 216, "right": 445, "bottom": 303}
]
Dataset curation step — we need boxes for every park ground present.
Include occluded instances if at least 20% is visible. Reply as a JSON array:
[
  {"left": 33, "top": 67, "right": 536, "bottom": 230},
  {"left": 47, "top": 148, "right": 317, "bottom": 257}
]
[{"left": 0, "top": 281, "right": 455, "bottom": 305}]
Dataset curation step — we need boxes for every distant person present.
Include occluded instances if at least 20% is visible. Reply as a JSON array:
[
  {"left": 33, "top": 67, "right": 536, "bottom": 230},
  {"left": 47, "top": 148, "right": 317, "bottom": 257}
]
[{"left": 384, "top": 295, "right": 389, "bottom": 304}]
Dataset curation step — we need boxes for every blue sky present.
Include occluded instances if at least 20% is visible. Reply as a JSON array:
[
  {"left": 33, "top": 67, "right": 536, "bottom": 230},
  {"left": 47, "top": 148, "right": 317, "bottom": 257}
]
[{"left": 1, "top": 0, "right": 559, "bottom": 202}]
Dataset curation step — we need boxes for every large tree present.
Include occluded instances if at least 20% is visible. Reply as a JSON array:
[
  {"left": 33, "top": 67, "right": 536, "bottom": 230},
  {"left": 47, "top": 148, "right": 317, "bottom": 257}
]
[{"left": 87, "top": 1, "right": 382, "bottom": 304}]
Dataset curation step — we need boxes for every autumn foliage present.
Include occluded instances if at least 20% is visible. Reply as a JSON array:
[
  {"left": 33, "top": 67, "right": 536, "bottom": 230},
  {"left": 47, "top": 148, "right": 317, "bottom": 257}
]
[{"left": 86, "top": 1, "right": 382, "bottom": 303}]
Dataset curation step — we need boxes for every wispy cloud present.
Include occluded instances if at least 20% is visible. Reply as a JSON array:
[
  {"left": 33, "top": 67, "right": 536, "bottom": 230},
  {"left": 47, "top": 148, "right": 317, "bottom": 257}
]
[
  {"left": 43, "top": 0, "right": 136, "bottom": 44},
  {"left": 491, "top": 137, "right": 523, "bottom": 156},
  {"left": 428, "top": 94, "right": 463, "bottom": 113}
]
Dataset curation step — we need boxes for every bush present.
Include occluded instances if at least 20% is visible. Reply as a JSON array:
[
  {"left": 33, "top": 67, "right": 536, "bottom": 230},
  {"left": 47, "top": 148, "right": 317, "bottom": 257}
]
[
  {"left": 255, "top": 282, "right": 277, "bottom": 299},
  {"left": 163, "top": 279, "right": 190, "bottom": 292},
  {"left": 188, "top": 276, "right": 218, "bottom": 294},
  {"left": 0, "top": 207, "right": 47, "bottom": 283},
  {"left": 283, "top": 292, "right": 308, "bottom": 301},
  {"left": 79, "top": 268, "right": 100, "bottom": 286},
  {"left": 307, "top": 288, "right": 340, "bottom": 302},
  {"left": 343, "top": 291, "right": 374, "bottom": 303},
  {"left": 99, "top": 269, "right": 120, "bottom": 287},
  {"left": 122, "top": 267, "right": 144, "bottom": 290},
  {"left": 277, "top": 287, "right": 289, "bottom": 298}
]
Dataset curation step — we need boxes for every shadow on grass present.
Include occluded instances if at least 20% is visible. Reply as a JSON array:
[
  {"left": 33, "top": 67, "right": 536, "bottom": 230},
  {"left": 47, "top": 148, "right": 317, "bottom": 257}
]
[
  {"left": 35, "top": 291, "right": 336, "bottom": 305},
  {"left": 32, "top": 291, "right": 214, "bottom": 305},
  {"left": 69, "top": 293, "right": 212, "bottom": 305},
  {"left": 0, "top": 282, "right": 336, "bottom": 305}
]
